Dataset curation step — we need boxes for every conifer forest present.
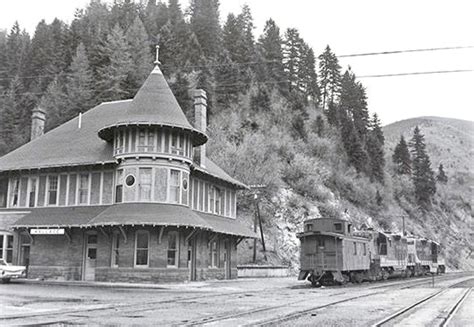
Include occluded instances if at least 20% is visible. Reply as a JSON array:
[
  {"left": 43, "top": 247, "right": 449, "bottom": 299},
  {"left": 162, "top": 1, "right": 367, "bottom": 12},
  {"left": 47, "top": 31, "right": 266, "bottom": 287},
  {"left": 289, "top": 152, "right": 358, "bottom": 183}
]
[{"left": 0, "top": 0, "right": 472, "bottom": 269}]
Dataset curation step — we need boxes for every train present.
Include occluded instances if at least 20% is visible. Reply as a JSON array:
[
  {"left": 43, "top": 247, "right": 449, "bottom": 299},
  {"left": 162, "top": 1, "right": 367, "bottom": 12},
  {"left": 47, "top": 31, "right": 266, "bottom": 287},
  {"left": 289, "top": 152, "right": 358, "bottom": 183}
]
[{"left": 297, "top": 218, "right": 446, "bottom": 286}]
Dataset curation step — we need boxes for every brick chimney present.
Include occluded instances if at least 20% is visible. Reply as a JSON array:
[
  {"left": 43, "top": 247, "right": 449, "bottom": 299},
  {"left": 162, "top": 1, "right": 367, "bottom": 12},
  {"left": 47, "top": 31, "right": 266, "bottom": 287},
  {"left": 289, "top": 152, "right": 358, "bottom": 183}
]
[
  {"left": 31, "top": 107, "right": 46, "bottom": 141},
  {"left": 193, "top": 89, "right": 207, "bottom": 168}
]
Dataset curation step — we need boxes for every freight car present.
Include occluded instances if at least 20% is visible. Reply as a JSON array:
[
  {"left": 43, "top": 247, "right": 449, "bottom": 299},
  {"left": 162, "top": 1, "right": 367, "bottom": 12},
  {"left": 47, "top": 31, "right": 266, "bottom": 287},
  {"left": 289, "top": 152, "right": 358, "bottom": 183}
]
[{"left": 297, "top": 218, "right": 445, "bottom": 286}]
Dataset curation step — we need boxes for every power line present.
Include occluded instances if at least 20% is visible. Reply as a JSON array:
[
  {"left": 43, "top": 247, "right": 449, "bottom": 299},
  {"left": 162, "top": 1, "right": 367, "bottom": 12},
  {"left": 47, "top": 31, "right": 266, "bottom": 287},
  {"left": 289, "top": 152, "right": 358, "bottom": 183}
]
[
  {"left": 338, "top": 45, "right": 474, "bottom": 58},
  {"left": 357, "top": 69, "right": 474, "bottom": 79}
]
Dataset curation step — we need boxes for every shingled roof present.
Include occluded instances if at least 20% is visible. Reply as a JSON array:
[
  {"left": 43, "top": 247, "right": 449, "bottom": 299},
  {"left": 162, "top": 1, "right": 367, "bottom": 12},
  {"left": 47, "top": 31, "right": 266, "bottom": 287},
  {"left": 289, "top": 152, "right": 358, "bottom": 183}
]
[{"left": 98, "top": 66, "right": 207, "bottom": 146}]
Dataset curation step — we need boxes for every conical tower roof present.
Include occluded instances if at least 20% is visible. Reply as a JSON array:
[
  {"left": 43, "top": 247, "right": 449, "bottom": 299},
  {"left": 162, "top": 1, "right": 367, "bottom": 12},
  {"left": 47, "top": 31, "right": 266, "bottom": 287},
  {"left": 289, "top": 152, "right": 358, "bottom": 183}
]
[{"left": 98, "top": 64, "right": 207, "bottom": 146}]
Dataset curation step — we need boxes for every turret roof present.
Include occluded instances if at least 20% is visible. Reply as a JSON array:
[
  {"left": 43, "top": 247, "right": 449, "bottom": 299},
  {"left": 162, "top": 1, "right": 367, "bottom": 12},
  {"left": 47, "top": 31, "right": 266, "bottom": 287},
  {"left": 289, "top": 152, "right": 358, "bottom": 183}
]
[{"left": 98, "top": 65, "right": 207, "bottom": 146}]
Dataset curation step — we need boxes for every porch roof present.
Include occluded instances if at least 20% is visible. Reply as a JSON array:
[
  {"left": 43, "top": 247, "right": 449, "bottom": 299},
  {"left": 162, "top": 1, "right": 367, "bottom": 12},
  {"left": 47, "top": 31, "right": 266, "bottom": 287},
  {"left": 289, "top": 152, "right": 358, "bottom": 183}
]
[
  {"left": 197, "top": 212, "right": 257, "bottom": 238},
  {"left": 12, "top": 206, "right": 108, "bottom": 228},
  {"left": 88, "top": 203, "right": 212, "bottom": 230}
]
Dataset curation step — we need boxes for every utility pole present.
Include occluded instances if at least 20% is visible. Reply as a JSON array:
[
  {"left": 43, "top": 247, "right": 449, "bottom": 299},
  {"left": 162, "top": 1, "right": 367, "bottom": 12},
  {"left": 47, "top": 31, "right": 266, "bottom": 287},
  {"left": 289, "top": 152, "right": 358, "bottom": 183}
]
[{"left": 249, "top": 185, "right": 267, "bottom": 262}]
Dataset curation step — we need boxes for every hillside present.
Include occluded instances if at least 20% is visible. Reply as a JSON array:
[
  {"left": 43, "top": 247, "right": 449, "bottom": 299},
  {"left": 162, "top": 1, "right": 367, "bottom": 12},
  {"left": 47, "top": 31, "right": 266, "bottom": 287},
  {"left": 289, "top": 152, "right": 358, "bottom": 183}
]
[
  {"left": 384, "top": 116, "right": 474, "bottom": 177},
  {"left": 223, "top": 113, "right": 474, "bottom": 271}
]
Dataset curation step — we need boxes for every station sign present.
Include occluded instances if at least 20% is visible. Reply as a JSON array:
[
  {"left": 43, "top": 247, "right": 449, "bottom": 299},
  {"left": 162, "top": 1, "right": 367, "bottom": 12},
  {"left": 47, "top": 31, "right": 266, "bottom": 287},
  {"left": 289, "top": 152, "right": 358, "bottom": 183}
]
[{"left": 30, "top": 228, "right": 65, "bottom": 235}]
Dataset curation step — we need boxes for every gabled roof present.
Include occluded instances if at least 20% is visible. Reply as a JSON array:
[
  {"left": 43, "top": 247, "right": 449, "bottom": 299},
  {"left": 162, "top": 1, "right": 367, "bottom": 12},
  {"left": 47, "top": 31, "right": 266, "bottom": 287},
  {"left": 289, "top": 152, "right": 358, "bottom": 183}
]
[{"left": 98, "top": 66, "right": 207, "bottom": 146}]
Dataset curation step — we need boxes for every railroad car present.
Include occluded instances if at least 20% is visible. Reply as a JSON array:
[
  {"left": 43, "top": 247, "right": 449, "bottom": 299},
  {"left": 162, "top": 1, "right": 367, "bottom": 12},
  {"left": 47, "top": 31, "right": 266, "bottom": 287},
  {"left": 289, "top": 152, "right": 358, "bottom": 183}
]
[
  {"left": 298, "top": 218, "right": 371, "bottom": 285},
  {"left": 407, "top": 237, "right": 445, "bottom": 275},
  {"left": 298, "top": 217, "right": 444, "bottom": 286}
]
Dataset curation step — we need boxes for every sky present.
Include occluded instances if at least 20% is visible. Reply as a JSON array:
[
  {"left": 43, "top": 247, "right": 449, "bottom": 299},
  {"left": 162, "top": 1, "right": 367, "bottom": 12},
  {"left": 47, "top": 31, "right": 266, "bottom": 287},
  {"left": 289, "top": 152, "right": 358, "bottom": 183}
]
[{"left": 1, "top": 0, "right": 473, "bottom": 125}]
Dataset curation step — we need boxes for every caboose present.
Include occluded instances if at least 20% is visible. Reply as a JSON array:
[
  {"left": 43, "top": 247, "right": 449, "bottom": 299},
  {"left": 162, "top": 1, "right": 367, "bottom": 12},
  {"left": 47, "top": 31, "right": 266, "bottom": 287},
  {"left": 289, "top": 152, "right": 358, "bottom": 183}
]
[{"left": 297, "top": 218, "right": 370, "bottom": 285}]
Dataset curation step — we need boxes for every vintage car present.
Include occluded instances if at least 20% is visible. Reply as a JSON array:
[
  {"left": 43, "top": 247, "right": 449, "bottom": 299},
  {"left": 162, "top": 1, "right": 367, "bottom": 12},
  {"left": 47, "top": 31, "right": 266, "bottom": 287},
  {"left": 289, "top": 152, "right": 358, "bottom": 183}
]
[{"left": 1, "top": 259, "right": 26, "bottom": 283}]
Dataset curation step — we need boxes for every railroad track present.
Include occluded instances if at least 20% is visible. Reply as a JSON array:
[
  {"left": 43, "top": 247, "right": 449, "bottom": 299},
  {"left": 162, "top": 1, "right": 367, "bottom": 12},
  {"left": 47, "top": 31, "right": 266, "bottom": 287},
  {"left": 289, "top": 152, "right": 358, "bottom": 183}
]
[
  {"left": 2, "top": 273, "right": 470, "bottom": 326},
  {"left": 372, "top": 284, "right": 472, "bottom": 326},
  {"left": 183, "top": 274, "right": 472, "bottom": 326}
]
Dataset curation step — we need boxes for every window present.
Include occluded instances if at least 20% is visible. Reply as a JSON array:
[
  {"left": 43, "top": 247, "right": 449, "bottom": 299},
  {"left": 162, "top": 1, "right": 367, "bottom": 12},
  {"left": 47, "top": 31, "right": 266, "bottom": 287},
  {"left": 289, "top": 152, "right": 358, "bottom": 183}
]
[
  {"left": 363, "top": 243, "right": 367, "bottom": 256},
  {"left": 116, "top": 130, "right": 125, "bottom": 154},
  {"left": 215, "top": 188, "right": 221, "bottom": 215},
  {"left": 139, "top": 168, "right": 152, "bottom": 201},
  {"left": 209, "top": 186, "right": 215, "bottom": 213},
  {"left": 28, "top": 178, "right": 37, "bottom": 207},
  {"left": 0, "top": 178, "right": 8, "bottom": 208},
  {"left": 137, "top": 128, "right": 146, "bottom": 151},
  {"left": 318, "top": 238, "right": 325, "bottom": 249},
  {"left": 170, "top": 132, "right": 184, "bottom": 156},
  {"left": 334, "top": 223, "right": 342, "bottom": 232},
  {"left": 115, "top": 170, "right": 123, "bottom": 203},
  {"left": 111, "top": 233, "right": 120, "bottom": 267},
  {"left": 306, "top": 224, "right": 313, "bottom": 231},
  {"left": 198, "top": 181, "right": 203, "bottom": 211},
  {"left": 169, "top": 170, "right": 180, "bottom": 203},
  {"left": 0, "top": 234, "right": 14, "bottom": 263},
  {"left": 10, "top": 178, "right": 19, "bottom": 207},
  {"left": 209, "top": 241, "right": 218, "bottom": 268},
  {"left": 353, "top": 242, "right": 357, "bottom": 255},
  {"left": 48, "top": 176, "right": 58, "bottom": 205},
  {"left": 135, "top": 231, "right": 149, "bottom": 267},
  {"left": 147, "top": 129, "right": 155, "bottom": 152},
  {"left": 167, "top": 232, "right": 179, "bottom": 267},
  {"left": 79, "top": 174, "right": 89, "bottom": 204}
]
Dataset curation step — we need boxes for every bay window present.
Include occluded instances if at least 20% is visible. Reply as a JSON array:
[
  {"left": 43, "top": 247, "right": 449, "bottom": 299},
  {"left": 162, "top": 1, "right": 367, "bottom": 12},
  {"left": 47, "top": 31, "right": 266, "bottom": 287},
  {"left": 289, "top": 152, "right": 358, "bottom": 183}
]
[{"left": 139, "top": 168, "right": 152, "bottom": 201}]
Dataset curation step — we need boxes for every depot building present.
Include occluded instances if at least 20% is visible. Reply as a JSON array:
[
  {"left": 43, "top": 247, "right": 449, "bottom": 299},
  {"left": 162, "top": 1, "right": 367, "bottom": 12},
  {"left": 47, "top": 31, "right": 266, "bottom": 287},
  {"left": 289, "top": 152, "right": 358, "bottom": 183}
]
[{"left": 0, "top": 52, "right": 255, "bottom": 282}]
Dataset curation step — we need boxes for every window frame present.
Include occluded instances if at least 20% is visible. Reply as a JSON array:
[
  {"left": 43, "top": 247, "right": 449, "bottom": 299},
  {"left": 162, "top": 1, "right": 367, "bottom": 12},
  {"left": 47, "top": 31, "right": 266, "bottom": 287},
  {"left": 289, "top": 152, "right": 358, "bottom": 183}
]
[
  {"left": 138, "top": 168, "right": 152, "bottom": 201},
  {"left": 167, "top": 231, "right": 179, "bottom": 268},
  {"left": 169, "top": 169, "right": 181, "bottom": 204},
  {"left": 134, "top": 230, "right": 150, "bottom": 268},
  {"left": 111, "top": 232, "right": 120, "bottom": 268},
  {"left": 47, "top": 175, "right": 59, "bottom": 206},
  {"left": 209, "top": 240, "right": 218, "bottom": 268},
  {"left": 28, "top": 177, "right": 38, "bottom": 208}
]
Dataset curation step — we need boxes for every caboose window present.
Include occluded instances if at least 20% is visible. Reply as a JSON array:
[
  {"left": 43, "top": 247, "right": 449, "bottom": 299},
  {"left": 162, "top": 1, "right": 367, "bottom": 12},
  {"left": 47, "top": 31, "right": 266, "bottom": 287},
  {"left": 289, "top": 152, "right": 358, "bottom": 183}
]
[
  {"left": 353, "top": 242, "right": 357, "bottom": 255},
  {"left": 334, "top": 223, "right": 342, "bottom": 231},
  {"left": 306, "top": 224, "right": 313, "bottom": 231},
  {"left": 363, "top": 243, "right": 367, "bottom": 255}
]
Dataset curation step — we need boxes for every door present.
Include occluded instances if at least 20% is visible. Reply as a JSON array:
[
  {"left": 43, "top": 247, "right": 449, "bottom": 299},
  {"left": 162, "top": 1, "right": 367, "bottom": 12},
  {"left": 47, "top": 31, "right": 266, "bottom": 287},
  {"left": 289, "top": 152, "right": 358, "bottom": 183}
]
[
  {"left": 84, "top": 233, "right": 97, "bottom": 281},
  {"left": 188, "top": 238, "right": 197, "bottom": 281},
  {"left": 223, "top": 239, "right": 232, "bottom": 279},
  {"left": 19, "top": 233, "right": 31, "bottom": 274}
]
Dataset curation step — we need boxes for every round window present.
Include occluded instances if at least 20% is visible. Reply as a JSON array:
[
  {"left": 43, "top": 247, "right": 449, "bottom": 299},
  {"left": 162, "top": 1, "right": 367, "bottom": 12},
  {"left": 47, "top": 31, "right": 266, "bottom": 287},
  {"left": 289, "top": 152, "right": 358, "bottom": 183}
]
[
  {"left": 182, "top": 178, "right": 188, "bottom": 190},
  {"left": 125, "top": 174, "right": 136, "bottom": 187}
]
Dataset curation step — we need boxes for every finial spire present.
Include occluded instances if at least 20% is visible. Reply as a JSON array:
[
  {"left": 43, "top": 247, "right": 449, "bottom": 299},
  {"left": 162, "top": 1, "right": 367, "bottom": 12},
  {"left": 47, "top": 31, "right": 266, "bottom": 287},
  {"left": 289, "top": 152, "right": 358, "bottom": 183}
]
[{"left": 154, "top": 44, "right": 161, "bottom": 67}]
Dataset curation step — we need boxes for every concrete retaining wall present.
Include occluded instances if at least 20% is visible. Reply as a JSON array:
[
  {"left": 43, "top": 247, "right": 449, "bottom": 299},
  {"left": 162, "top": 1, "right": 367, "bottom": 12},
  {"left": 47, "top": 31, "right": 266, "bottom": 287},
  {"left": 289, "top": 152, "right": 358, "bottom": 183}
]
[{"left": 237, "top": 265, "right": 292, "bottom": 278}]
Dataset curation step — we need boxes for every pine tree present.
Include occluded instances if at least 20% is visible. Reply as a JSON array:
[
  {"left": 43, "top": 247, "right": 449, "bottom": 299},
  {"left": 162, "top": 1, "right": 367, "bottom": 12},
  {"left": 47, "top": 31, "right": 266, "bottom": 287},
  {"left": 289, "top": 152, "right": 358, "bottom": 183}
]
[
  {"left": 366, "top": 113, "right": 385, "bottom": 183},
  {"left": 283, "top": 28, "right": 303, "bottom": 94},
  {"left": 126, "top": 16, "right": 153, "bottom": 94},
  {"left": 318, "top": 45, "right": 341, "bottom": 110},
  {"left": 257, "top": 19, "right": 285, "bottom": 93},
  {"left": 189, "top": 0, "right": 222, "bottom": 59},
  {"left": 436, "top": 163, "right": 448, "bottom": 184},
  {"left": 340, "top": 108, "right": 368, "bottom": 173},
  {"left": 410, "top": 126, "right": 436, "bottom": 206},
  {"left": 110, "top": 0, "right": 140, "bottom": 31},
  {"left": 4, "top": 22, "right": 30, "bottom": 88},
  {"left": 40, "top": 76, "right": 69, "bottom": 130},
  {"left": 298, "top": 44, "right": 319, "bottom": 104},
  {"left": 66, "top": 43, "right": 94, "bottom": 118},
  {"left": 0, "top": 77, "right": 35, "bottom": 154},
  {"left": 392, "top": 135, "right": 411, "bottom": 175},
  {"left": 97, "top": 24, "right": 133, "bottom": 101}
]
